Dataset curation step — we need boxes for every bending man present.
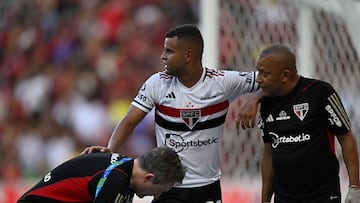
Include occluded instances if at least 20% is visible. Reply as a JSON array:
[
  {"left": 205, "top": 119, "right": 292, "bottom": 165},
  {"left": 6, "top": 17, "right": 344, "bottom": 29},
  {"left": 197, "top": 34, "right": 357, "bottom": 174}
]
[{"left": 18, "top": 147, "right": 185, "bottom": 203}]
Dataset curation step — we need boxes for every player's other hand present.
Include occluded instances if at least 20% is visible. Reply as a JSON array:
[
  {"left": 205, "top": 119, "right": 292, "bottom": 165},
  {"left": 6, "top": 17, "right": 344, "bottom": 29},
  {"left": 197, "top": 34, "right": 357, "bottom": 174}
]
[
  {"left": 235, "top": 93, "right": 259, "bottom": 129},
  {"left": 345, "top": 186, "right": 360, "bottom": 203},
  {"left": 80, "top": 146, "right": 111, "bottom": 155}
]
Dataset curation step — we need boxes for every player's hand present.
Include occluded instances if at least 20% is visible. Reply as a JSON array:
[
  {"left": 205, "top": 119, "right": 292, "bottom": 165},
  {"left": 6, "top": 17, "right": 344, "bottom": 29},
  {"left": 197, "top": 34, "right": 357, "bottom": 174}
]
[
  {"left": 80, "top": 145, "right": 111, "bottom": 155},
  {"left": 345, "top": 186, "right": 360, "bottom": 203},
  {"left": 235, "top": 93, "right": 260, "bottom": 129}
]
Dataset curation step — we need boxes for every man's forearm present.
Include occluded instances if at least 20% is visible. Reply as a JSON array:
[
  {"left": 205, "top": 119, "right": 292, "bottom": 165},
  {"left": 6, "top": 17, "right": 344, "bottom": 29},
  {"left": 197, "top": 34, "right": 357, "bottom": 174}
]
[{"left": 107, "top": 121, "right": 134, "bottom": 152}]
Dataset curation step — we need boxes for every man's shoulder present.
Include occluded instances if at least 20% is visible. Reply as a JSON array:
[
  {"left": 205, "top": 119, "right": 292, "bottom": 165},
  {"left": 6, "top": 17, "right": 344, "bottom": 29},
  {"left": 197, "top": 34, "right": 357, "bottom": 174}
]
[
  {"left": 204, "top": 67, "right": 255, "bottom": 80},
  {"left": 149, "top": 71, "right": 175, "bottom": 82},
  {"left": 299, "top": 76, "right": 334, "bottom": 92},
  {"left": 144, "top": 71, "right": 175, "bottom": 87},
  {"left": 204, "top": 67, "right": 226, "bottom": 78}
]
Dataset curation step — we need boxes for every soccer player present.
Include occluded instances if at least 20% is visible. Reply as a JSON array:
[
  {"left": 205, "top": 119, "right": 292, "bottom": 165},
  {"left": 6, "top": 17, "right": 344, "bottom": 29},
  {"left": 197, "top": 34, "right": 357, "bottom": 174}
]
[
  {"left": 256, "top": 44, "right": 360, "bottom": 203},
  {"left": 17, "top": 147, "right": 185, "bottom": 203},
  {"left": 82, "top": 24, "right": 262, "bottom": 202}
]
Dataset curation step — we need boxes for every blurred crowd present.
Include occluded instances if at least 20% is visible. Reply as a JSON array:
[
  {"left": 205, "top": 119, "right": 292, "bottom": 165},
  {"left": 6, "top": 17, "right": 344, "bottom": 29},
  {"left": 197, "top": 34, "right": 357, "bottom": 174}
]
[{"left": 0, "top": 0, "right": 198, "bottom": 182}]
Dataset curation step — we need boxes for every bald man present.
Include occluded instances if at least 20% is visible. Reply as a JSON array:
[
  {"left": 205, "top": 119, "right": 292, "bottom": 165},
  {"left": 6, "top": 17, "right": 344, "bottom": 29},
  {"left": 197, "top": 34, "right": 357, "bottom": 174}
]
[{"left": 256, "top": 44, "right": 360, "bottom": 203}]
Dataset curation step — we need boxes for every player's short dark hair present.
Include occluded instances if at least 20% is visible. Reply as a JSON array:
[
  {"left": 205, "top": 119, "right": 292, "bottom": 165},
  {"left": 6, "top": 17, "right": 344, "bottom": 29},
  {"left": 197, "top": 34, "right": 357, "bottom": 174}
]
[
  {"left": 138, "top": 147, "right": 185, "bottom": 184},
  {"left": 259, "top": 44, "right": 297, "bottom": 70},
  {"left": 165, "top": 24, "right": 204, "bottom": 55},
  {"left": 259, "top": 44, "right": 294, "bottom": 59}
]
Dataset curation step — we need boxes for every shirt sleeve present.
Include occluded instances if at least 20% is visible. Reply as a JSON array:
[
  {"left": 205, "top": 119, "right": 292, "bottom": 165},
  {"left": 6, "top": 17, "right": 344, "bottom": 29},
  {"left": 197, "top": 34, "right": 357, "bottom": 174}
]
[
  {"left": 131, "top": 73, "right": 159, "bottom": 113},
  {"left": 320, "top": 82, "right": 351, "bottom": 135},
  {"left": 223, "top": 70, "right": 259, "bottom": 102}
]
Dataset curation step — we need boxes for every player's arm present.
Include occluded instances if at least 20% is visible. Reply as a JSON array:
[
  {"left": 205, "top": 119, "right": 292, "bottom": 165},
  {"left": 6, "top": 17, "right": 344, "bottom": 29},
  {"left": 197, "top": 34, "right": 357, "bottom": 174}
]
[
  {"left": 337, "top": 131, "right": 360, "bottom": 203},
  {"left": 337, "top": 131, "right": 360, "bottom": 187},
  {"left": 235, "top": 89, "right": 264, "bottom": 129},
  {"left": 261, "top": 142, "right": 274, "bottom": 203},
  {"left": 223, "top": 70, "right": 262, "bottom": 129},
  {"left": 107, "top": 105, "right": 147, "bottom": 152},
  {"left": 81, "top": 106, "right": 147, "bottom": 154}
]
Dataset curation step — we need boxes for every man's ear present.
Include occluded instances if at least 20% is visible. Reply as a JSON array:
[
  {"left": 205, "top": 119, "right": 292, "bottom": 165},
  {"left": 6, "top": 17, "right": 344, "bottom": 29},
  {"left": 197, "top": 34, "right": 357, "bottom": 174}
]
[
  {"left": 282, "top": 69, "right": 291, "bottom": 82},
  {"left": 143, "top": 173, "right": 155, "bottom": 183},
  {"left": 185, "top": 48, "right": 192, "bottom": 63}
]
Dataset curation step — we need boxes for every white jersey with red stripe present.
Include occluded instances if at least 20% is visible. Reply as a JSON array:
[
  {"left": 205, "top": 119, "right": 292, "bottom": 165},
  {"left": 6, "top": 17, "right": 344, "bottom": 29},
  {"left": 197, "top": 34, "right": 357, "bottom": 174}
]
[{"left": 131, "top": 67, "right": 258, "bottom": 188}]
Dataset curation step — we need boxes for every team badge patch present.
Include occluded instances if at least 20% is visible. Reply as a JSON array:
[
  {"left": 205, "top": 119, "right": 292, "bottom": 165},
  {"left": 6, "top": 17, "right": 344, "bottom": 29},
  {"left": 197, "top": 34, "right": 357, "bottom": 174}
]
[
  {"left": 293, "top": 103, "right": 309, "bottom": 121},
  {"left": 180, "top": 109, "right": 200, "bottom": 129}
]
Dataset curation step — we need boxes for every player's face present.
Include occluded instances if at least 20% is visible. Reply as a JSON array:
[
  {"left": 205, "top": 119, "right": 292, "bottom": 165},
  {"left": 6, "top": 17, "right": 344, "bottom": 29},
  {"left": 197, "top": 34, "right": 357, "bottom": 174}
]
[
  {"left": 160, "top": 37, "right": 188, "bottom": 76},
  {"left": 255, "top": 55, "right": 287, "bottom": 97}
]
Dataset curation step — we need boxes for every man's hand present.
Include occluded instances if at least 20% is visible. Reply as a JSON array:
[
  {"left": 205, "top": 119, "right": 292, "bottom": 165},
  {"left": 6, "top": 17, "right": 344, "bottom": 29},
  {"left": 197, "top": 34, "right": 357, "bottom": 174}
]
[
  {"left": 235, "top": 93, "right": 260, "bottom": 129},
  {"left": 345, "top": 186, "right": 360, "bottom": 203},
  {"left": 80, "top": 146, "right": 111, "bottom": 155}
]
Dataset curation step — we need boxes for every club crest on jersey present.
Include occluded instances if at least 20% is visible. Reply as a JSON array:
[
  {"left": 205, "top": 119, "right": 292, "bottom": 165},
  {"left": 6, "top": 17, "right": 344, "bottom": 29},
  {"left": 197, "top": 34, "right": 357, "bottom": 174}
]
[
  {"left": 180, "top": 109, "right": 200, "bottom": 129},
  {"left": 293, "top": 103, "right": 309, "bottom": 121}
]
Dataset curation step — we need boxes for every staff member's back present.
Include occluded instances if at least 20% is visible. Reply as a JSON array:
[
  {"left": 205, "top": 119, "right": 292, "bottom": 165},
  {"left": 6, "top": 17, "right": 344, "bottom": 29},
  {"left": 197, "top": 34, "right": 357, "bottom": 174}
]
[{"left": 17, "top": 147, "right": 185, "bottom": 203}]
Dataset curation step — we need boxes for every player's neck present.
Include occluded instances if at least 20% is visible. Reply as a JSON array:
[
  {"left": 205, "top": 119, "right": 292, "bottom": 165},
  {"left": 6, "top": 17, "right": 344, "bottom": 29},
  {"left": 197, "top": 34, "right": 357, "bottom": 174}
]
[
  {"left": 178, "top": 65, "right": 203, "bottom": 88},
  {"left": 283, "top": 74, "right": 300, "bottom": 95},
  {"left": 130, "top": 159, "right": 143, "bottom": 189}
]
